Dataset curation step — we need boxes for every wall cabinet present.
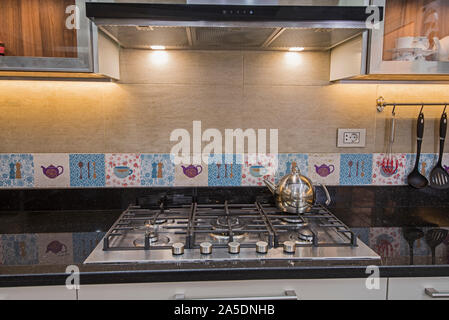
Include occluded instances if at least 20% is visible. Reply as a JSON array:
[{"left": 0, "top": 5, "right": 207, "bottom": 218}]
[
  {"left": 331, "top": 0, "right": 449, "bottom": 80},
  {"left": 0, "top": 0, "right": 119, "bottom": 78}
]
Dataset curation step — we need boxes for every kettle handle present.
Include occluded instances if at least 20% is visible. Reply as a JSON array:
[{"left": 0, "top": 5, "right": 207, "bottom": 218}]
[{"left": 317, "top": 183, "right": 331, "bottom": 206}]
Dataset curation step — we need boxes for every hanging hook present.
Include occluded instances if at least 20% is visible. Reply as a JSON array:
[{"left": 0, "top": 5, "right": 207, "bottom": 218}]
[
  {"left": 392, "top": 104, "right": 396, "bottom": 116},
  {"left": 443, "top": 104, "right": 447, "bottom": 115},
  {"left": 419, "top": 104, "right": 424, "bottom": 114}
]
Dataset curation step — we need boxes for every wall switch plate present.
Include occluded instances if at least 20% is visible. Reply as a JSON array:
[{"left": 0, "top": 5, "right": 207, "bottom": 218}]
[{"left": 337, "top": 129, "right": 366, "bottom": 147}]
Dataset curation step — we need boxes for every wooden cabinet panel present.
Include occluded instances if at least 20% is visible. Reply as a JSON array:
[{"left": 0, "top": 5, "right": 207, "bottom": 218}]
[{"left": 0, "top": 0, "right": 77, "bottom": 58}]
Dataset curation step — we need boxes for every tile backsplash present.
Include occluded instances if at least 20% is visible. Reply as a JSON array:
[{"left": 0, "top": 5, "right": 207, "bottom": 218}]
[{"left": 2, "top": 153, "right": 449, "bottom": 188}]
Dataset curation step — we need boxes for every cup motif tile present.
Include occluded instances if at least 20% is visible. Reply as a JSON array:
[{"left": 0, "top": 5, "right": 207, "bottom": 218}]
[
  {"left": 241, "top": 153, "right": 278, "bottom": 186},
  {"left": 106, "top": 153, "right": 141, "bottom": 187},
  {"left": 340, "top": 154, "right": 373, "bottom": 185},
  {"left": 372, "top": 153, "right": 407, "bottom": 185},
  {"left": 34, "top": 153, "right": 70, "bottom": 188},
  {"left": 69, "top": 154, "right": 105, "bottom": 187},
  {"left": 0, "top": 154, "right": 34, "bottom": 188},
  {"left": 141, "top": 154, "right": 174, "bottom": 186},
  {"left": 307, "top": 153, "right": 340, "bottom": 185}
]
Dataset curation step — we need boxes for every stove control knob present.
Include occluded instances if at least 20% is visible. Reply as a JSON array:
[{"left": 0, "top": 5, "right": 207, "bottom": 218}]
[
  {"left": 256, "top": 241, "right": 268, "bottom": 254},
  {"left": 172, "top": 242, "right": 185, "bottom": 255},
  {"left": 228, "top": 241, "right": 240, "bottom": 254},
  {"left": 200, "top": 242, "right": 212, "bottom": 255},
  {"left": 283, "top": 241, "right": 296, "bottom": 254}
]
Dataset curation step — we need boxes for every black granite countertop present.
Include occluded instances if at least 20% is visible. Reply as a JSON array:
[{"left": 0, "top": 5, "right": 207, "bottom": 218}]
[{"left": 1, "top": 186, "right": 449, "bottom": 287}]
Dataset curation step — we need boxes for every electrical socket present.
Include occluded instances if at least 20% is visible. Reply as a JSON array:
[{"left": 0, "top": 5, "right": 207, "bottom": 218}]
[{"left": 337, "top": 129, "right": 366, "bottom": 148}]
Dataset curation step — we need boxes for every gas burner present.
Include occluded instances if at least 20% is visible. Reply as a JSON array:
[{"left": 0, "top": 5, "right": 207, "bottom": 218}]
[
  {"left": 133, "top": 234, "right": 170, "bottom": 247},
  {"left": 209, "top": 216, "right": 248, "bottom": 242},
  {"left": 281, "top": 216, "right": 307, "bottom": 227},
  {"left": 288, "top": 228, "right": 315, "bottom": 243}
]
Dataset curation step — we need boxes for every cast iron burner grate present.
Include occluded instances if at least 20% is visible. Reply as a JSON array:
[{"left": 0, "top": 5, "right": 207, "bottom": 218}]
[{"left": 102, "top": 200, "right": 357, "bottom": 251}]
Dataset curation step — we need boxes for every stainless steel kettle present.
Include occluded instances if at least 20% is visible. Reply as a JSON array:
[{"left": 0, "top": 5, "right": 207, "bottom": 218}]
[{"left": 264, "top": 166, "right": 331, "bottom": 214}]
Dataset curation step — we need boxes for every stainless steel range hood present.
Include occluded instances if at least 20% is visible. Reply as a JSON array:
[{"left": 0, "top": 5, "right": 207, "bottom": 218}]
[{"left": 86, "top": 1, "right": 382, "bottom": 51}]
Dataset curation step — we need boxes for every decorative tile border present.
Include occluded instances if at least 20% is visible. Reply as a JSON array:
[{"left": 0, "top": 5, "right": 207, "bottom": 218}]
[{"left": 0, "top": 153, "right": 446, "bottom": 188}]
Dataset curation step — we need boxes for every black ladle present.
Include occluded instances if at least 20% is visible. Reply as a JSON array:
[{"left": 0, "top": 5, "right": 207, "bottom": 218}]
[
  {"left": 407, "top": 111, "right": 428, "bottom": 188},
  {"left": 425, "top": 228, "right": 448, "bottom": 265},
  {"left": 403, "top": 228, "right": 424, "bottom": 265}
]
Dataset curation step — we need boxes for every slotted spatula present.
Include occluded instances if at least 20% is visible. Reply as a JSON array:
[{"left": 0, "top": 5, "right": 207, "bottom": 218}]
[
  {"left": 429, "top": 109, "right": 449, "bottom": 189},
  {"left": 425, "top": 228, "right": 449, "bottom": 264}
]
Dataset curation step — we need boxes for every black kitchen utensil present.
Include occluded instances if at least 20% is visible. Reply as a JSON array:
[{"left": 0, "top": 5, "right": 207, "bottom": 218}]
[
  {"left": 429, "top": 109, "right": 449, "bottom": 189},
  {"left": 407, "top": 111, "right": 428, "bottom": 188},
  {"left": 425, "top": 228, "right": 449, "bottom": 264},
  {"left": 403, "top": 228, "right": 424, "bottom": 265}
]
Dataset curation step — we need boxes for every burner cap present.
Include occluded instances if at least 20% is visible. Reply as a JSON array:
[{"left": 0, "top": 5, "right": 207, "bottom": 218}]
[{"left": 298, "top": 228, "right": 314, "bottom": 242}]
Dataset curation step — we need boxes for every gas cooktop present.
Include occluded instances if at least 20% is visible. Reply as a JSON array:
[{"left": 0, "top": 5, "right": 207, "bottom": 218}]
[{"left": 85, "top": 200, "right": 380, "bottom": 265}]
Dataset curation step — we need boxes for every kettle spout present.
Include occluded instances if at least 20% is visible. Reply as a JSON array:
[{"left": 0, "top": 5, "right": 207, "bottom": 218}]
[{"left": 263, "top": 179, "right": 276, "bottom": 195}]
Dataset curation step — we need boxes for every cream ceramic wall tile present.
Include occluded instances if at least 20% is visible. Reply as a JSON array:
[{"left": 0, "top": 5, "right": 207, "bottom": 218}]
[
  {"left": 119, "top": 49, "right": 243, "bottom": 85},
  {"left": 34, "top": 154, "right": 69, "bottom": 188},
  {"left": 307, "top": 153, "right": 340, "bottom": 185},
  {"left": 243, "top": 51, "right": 330, "bottom": 86}
]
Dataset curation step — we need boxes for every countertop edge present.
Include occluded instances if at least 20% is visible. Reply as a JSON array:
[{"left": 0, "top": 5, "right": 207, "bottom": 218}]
[{"left": 1, "top": 265, "right": 449, "bottom": 288}]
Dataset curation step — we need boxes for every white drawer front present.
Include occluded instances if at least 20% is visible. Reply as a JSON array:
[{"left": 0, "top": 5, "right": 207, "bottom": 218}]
[
  {"left": 388, "top": 277, "right": 449, "bottom": 300},
  {"left": 0, "top": 286, "right": 77, "bottom": 300},
  {"left": 78, "top": 278, "right": 387, "bottom": 300}
]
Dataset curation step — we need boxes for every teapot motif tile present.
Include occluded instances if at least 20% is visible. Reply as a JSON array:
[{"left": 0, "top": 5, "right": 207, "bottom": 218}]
[
  {"left": 307, "top": 153, "right": 340, "bottom": 185},
  {"left": 34, "top": 153, "right": 69, "bottom": 188}
]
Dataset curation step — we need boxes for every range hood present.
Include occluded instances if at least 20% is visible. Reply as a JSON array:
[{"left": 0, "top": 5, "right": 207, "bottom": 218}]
[{"left": 86, "top": 2, "right": 383, "bottom": 51}]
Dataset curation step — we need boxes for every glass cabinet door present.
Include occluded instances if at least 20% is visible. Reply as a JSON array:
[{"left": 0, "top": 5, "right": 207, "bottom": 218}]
[
  {"left": 370, "top": 0, "right": 449, "bottom": 74},
  {"left": 0, "top": 0, "right": 93, "bottom": 72}
]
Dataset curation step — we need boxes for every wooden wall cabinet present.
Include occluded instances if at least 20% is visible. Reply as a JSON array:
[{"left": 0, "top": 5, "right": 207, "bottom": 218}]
[{"left": 0, "top": 0, "right": 120, "bottom": 77}]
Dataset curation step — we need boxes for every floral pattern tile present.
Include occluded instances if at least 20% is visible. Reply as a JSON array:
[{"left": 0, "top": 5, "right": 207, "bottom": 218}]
[
  {"left": 241, "top": 154, "right": 278, "bottom": 186},
  {"left": 174, "top": 155, "right": 208, "bottom": 186},
  {"left": 69, "top": 154, "right": 105, "bottom": 187},
  {"left": 208, "top": 154, "right": 242, "bottom": 186},
  {"left": 37, "top": 233, "right": 73, "bottom": 265},
  {"left": 307, "top": 153, "right": 340, "bottom": 185},
  {"left": 276, "top": 154, "right": 308, "bottom": 182},
  {"left": 0, "top": 154, "right": 34, "bottom": 188},
  {"left": 33, "top": 154, "right": 69, "bottom": 188},
  {"left": 106, "top": 154, "right": 141, "bottom": 187},
  {"left": 72, "top": 232, "right": 105, "bottom": 264},
  {"left": 141, "top": 154, "right": 174, "bottom": 186},
  {"left": 1, "top": 234, "right": 38, "bottom": 265},
  {"left": 340, "top": 154, "right": 373, "bottom": 185},
  {"left": 404, "top": 153, "right": 438, "bottom": 184},
  {"left": 372, "top": 153, "right": 407, "bottom": 185},
  {"left": 442, "top": 153, "right": 449, "bottom": 174},
  {"left": 369, "top": 228, "right": 401, "bottom": 258}
]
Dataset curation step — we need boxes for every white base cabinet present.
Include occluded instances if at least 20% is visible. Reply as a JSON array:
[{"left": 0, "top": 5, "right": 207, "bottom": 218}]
[
  {"left": 0, "top": 285, "right": 76, "bottom": 300},
  {"left": 77, "top": 278, "right": 387, "bottom": 300},
  {"left": 388, "top": 277, "right": 449, "bottom": 300}
]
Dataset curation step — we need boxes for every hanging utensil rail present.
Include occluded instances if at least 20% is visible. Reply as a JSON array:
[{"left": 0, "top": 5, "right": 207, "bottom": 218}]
[{"left": 376, "top": 96, "right": 449, "bottom": 113}]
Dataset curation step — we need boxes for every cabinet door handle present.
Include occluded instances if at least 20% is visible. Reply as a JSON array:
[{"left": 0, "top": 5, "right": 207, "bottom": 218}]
[
  {"left": 425, "top": 288, "right": 449, "bottom": 298},
  {"left": 174, "top": 290, "right": 298, "bottom": 300}
]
